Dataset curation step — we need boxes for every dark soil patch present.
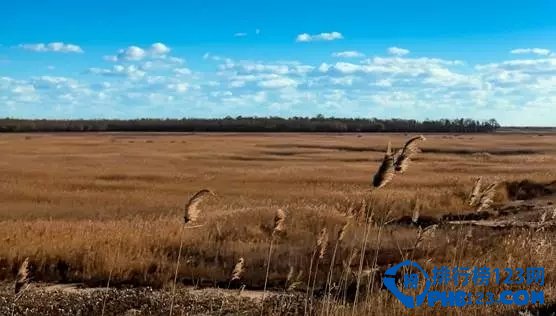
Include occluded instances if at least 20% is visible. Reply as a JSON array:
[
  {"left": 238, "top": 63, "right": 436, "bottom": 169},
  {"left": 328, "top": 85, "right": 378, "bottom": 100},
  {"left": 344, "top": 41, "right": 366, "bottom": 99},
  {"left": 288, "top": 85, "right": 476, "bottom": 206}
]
[{"left": 504, "top": 180, "right": 555, "bottom": 200}]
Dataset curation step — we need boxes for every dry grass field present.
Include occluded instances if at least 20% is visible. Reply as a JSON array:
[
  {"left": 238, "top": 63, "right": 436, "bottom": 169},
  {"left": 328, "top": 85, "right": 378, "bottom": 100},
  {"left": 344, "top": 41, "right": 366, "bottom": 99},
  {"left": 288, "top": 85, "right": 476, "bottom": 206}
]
[{"left": 0, "top": 132, "right": 555, "bottom": 315}]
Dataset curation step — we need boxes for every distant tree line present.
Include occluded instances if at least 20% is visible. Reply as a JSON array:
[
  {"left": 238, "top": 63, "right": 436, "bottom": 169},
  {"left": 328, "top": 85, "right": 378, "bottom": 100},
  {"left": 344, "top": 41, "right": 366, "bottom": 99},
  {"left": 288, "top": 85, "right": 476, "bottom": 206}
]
[{"left": 0, "top": 117, "right": 501, "bottom": 133}]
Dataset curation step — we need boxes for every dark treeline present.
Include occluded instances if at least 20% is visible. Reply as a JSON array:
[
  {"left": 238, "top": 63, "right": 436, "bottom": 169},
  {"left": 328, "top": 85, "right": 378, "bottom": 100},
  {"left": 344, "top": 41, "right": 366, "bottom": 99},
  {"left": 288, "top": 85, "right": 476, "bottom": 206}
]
[{"left": 0, "top": 116, "right": 501, "bottom": 133}]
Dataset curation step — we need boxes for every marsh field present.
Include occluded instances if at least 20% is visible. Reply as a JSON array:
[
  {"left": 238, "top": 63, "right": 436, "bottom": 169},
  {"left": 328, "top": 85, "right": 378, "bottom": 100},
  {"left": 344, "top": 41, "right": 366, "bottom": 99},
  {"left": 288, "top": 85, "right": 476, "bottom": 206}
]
[{"left": 0, "top": 132, "right": 555, "bottom": 315}]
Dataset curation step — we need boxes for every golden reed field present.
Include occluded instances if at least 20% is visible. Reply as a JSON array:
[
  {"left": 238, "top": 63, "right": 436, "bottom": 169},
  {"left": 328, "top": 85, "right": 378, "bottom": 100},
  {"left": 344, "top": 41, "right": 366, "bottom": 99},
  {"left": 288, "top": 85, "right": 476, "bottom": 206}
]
[{"left": 0, "top": 132, "right": 555, "bottom": 315}]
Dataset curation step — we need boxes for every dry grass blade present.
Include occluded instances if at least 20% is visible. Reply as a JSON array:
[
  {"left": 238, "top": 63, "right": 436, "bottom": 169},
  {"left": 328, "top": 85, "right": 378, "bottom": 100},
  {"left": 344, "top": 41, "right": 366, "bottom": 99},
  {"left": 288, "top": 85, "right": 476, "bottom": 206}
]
[
  {"left": 372, "top": 142, "right": 395, "bottom": 188},
  {"left": 469, "top": 177, "right": 483, "bottom": 206},
  {"left": 231, "top": 257, "right": 245, "bottom": 281},
  {"left": 394, "top": 135, "right": 426, "bottom": 173},
  {"left": 184, "top": 189, "right": 214, "bottom": 224},
  {"left": 286, "top": 266, "right": 295, "bottom": 285},
  {"left": 15, "top": 257, "right": 30, "bottom": 295},
  {"left": 477, "top": 182, "right": 498, "bottom": 212}
]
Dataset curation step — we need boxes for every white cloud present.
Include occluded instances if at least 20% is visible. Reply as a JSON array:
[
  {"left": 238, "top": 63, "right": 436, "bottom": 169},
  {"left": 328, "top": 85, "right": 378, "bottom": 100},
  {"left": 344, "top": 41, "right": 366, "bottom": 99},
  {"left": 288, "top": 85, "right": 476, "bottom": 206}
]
[
  {"left": 510, "top": 48, "right": 551, "bottom": 56},
  {"left": 12, "top": 84, "right": 35, "bottom": 94},
  {"left": 4, "top": 44, "right": 556, "bottom": 125},
  {"left": 109, "top": 43, "right": 172, "bottom": 61},
  {"left": 296, "top": 33, "right": 312, "bottom": 42},
  {"left": 296, "top": 32, "right": 343, "bottom": 42},
  {"left": 387, "top": 46, "right": 410, "bottom": 56},
  {"left": 258, "top": 77, "right": 297, "bottom": 89},
  {"left": 218, "top": 59, "right": 314, "bottom": 76},
  {"left": 150, "top": 42, "right": 171, "bottom": 55},
  {"left": 375, "top": 79, "right": 392, "bottom": 87},
  {"left": 174, "top": 67, "right": 192, "bottom": 76},
  {"left": 104, "top": 55, "right": 118, "bottom": 62},
  {"left": 318, "top": 63, "right": 331, "bottom": 73},
  {"left": 88, "top": 65, "right": 145, "bottom": 79},
  {"left": 167, "top": 83, "right": 189, "bottom": 93},
  {"left": 19, "top": 42, "right": 83, "bottom": 53},
  {"left": 332, "top": 51, "right": 364, "bottom": 58},
  {"left": 234, "top": 32, "right": 247, "bottom": 37},
  {"left": 119, "top": 46, "right": 146, "bottom": 61},
  {"left": 30, "top": 76, "right": 80, "bottom": 90}
]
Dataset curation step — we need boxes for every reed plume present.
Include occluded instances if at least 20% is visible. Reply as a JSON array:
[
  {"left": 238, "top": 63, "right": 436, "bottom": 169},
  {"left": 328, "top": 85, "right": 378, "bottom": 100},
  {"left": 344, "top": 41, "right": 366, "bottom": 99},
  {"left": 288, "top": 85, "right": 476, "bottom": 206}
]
[
  {"left": 372, "top": 142, "right": 395, "bottom": 188},
  {"left": 306, "top": 227, "right": 329, "bottom": 315},
  {"left": 231, "top": 257, "right": 245, "bottom": 281},
  {"left": 170, "top": 189, "right": 215, "bottom": 316},
  {"left": 261, "top": 209, "right": 287, "bottom": 312},
  {"left": 468, "top": 178, "right": 498, "bottom": 212},
  {"left": 273, "top": 208, "right": 286, "bottom": 236},
  {"left": 415, "top": 224, "right": 438, "bottom": 248},
  {"left": 317, "top": 227, "right": 329, "bottom": 259},
  {"left": 324, "top": 222, "right": 349, "bottom": 313},
  {"left": 14, "top": 257, "right": 29, "bottom": 295},
  {"left": 468, "top": 177, "right": 483, "bottom": 206},
  {"left": 184, "top": 189, "right": 215, "bottom": 224},
  {"left": 411, "top": 207, "right": 420, "bottom": 225},
  {"left": 476, "top": 182, "right": 498, "bottom": 212},
  {"left": 337, "top": 221, "right": 349, "bottom": 242},
  {"left": 393, "top": 135, "right": 426, "bottom": 173}
]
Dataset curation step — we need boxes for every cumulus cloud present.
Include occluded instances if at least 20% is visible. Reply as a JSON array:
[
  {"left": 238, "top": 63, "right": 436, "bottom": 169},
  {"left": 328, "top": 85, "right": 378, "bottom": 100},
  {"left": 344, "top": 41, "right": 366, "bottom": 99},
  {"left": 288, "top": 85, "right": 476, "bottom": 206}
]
[
  {"left": 258, "top": 77, "right": 297, "bottom": 89},
  {"left": 332, "top": 51, "right": 364, "bottom": 58},
  {"left": 296, "top": 32, "right": 343, "bottom": 42},
  {"left": 150, "top": 42, "right": 171, "bottom": 55},
  {"left": 19, "top": 42, "right": 83, "bottom": 53},
  {"left": 30, "top": 76, "right": 80, "bottom": 90},
  {"left": 167, "top": 83, "right": 189, "bottom": 93},
  {"left": 119, "top": 46, "right": 146, "bottom": 61},
  {"left": 234, "top": 32, "right": 248, "bottom": 37},
  {"left": 387, "top": 46, "right": 410, "bottom": 56},
  {"left": 510, "top": 48, "right": 551, "bottom": 56},
  {"left": 4, "top": 44, "right": 556, "bottom": 125},
  {"left": 218, "top": 59, "right": 314, "bottom": 76},
  {"left": 174, "top": 67, "right": 192, "bottom": 76},
  {"left": 320, "top": 56, "right": 464, "bottom": 80},
  {"left": 12, "top": 84, "right": 35, "bottom": 94},
  {"left": 88, "top": 65, "right": 146, "bottom": 79},
  {"left": 107, "top": 43, "right": 172, "bottom": 61}
]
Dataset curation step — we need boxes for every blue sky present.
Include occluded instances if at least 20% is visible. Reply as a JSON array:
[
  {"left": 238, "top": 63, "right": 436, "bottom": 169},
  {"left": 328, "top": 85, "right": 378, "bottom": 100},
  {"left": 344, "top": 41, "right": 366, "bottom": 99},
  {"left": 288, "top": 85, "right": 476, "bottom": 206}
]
[{"left": 1, "top": 1, "right": 556, "bottom": 125}]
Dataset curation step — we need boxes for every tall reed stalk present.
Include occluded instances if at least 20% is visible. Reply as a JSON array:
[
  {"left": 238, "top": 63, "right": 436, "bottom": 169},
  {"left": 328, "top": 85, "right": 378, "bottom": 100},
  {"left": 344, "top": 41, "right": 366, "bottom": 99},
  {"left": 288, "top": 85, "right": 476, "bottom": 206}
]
[
  {"left": 169, "top": 189, "right": 214, "bottom": 316},
  {"left": 101, "top": 234, "right": 123, "bottom": 316},
  {"left": 260, "top": 209, "right": 286, "bottom": 315},
  {"left": 323, "top": 222, "right": 349, "bottom": 315}
]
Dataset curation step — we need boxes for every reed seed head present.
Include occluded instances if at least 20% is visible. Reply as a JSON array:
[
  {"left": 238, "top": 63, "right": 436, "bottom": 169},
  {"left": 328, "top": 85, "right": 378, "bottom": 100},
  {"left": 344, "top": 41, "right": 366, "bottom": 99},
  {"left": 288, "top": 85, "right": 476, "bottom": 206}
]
[
  {"left": 184, "top": 189, "right": 215, "bottom": 224},
  {"left": 337, "top": 222, "right": 349, "bottom": 241},
  {"left": 316, "top": 228, "right": 329, "bottom": 259},
  {"left": 394, "top": 135, "right": 426, "bottom": 173},
  {"left": 273, "top": 209, "right": 286, "bottom": 236},
  {"left": 231, "top": 257, "right": 245, "bottom": 281},
  {"left": 15, "top": 257, "right": 30, "bottom": 295},
  {"left": 372, "top": 141, "right": 395, "bottom": 188}
]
